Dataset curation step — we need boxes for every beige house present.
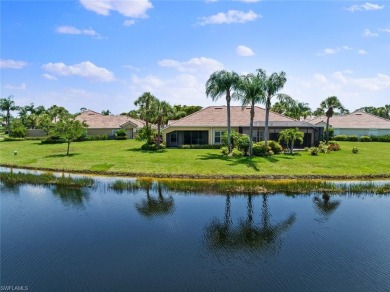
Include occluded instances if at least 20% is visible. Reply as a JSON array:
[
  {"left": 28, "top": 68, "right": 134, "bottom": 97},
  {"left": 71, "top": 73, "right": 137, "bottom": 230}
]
[
  {"left": 76, "top": 110, "right": 146, "bottom": 139},
  {"left": 306, "top": 111, "right": 390, "bottom": 137},
  {"left": 162, "top": 106, "right": 323, "bottom": 148}
]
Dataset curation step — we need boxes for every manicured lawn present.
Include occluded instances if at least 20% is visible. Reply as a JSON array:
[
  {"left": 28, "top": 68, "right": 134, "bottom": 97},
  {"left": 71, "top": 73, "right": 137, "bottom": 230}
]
[{"left": 0, "top": 139, "right": 389, "bottom": 178}]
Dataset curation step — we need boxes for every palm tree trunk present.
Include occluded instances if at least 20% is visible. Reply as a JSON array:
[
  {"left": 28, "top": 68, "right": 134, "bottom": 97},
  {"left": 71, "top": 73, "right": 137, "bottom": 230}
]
[
  {"left": 157, "top": 123, "right": 161, "bottom": 148},
  {"left": 325, "top": 116, "right": 330, "bottom": 144},
  {"left": 6, "top": 111, "right": 11, "bottom": 136},
  {"left": 290, "top": 140, "right": 294, "bottom": 154},
  {"left": 66, "top": 141, "right": 70, "bottom": 155},
  {"left": 227, "top": 97, "right": 231, "bottom": 153},
  {"left": 249, "top": 102, "right": 254, "bottom": 156},
  {"left": 264, "top": 98, "right": 271, "bottom": 148}
]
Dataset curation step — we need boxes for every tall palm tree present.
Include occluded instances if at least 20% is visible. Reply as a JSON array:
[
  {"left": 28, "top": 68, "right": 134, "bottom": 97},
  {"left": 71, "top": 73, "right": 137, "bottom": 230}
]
[
  {"left": 0, "top": 95, "right": 19, "bottom": 135},
  {"left": 260, "top": 70, "right": 294, "bottom": 148},
  {"left": 134, "top": 92, "right": 158, "bottom": 128},
  {"left": 206, "top": 70, "right": 240, "bottom": 153},
  {"left": 318, "top": 96, "right": 348, "bottom": 144},
  {"left": 153, "top": 100, "right": 174, "bottom": 148},
  {"left": 234, "top": 73, "right": 265, "bottom": 156}
]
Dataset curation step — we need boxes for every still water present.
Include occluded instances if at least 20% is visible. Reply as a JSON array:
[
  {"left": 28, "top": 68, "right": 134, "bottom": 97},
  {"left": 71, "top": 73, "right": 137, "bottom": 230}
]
[{"left": 1, "top": 177, "right": 390, "bottom": 291}]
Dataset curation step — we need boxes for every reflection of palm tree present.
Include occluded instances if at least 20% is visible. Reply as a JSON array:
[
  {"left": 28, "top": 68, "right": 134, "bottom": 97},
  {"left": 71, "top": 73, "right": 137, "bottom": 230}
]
[
  {"left": 52, "top": 186, "right": 89, "bottom": 208},
  {"left": 205, "top": 194, "right": 296, "bottom": 252},
  {"left": 313, "top": 192, "right": 341, "bottom": 217},
  {"left": 204, "top": 195, "right": 232, "bottom": 247},
  {"left": 135, "top": 183, "right": 175, "bottom": 218}
]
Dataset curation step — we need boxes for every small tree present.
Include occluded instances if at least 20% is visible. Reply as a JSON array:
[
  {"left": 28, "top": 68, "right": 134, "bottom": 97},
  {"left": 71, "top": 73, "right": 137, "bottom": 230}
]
[
  {"left": 50, "top": 115, "right": 87, "bottom": 155},
  {"left": 278, "top": 128, "right": 304, "bottom": 154}
]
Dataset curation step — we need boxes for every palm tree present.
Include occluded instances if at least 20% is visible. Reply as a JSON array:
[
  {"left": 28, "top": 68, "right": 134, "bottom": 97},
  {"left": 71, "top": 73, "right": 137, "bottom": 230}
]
[
  {"left": 153, "top": 100, "right": 173, "bottom": 148},
  {"left": 206, "top": 70, "right": 240, "bottom": 153},
  {"left": 260, "top": 70, "right": 294, "bottom": 148},
  {"left": 318, "top": 96, "right": 348, "bottom": 144},
  {"left": 0, "top": 95, "right": 19, "bottom": 135},
  {"left": 135, "top": 183, "right": 175, "bottom": 218},
  {"left": 278, "top": 128, "right": 304, "bottom": 154},
  {"left": 134, "top": 92, "right": 158, "bottom": 129},
  {"left": 234, "top": 73, "right": 265, "bottom": 156}
]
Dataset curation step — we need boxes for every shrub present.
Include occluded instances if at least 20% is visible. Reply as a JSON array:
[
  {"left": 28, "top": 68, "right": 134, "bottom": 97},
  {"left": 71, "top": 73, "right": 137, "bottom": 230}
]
[
  {"left": 237, "top": 135, "right": 250, "bottom": 155},
  {"left": 268, "top": 140, "right": 283, "bottom": 154},
  {"left": 41, "top": 136, "right": 66, "bottom": 144},
  {"left": 221, "top": 131, "right": 241, "bottom": 149},
  {"left": 347, "top": 135, "right": 358, "bottom": 141},
  {"left": 114, "top": 136, "right": 127, "bottom": 140},
  {"left": 308, "top": 147, "right": 319, "bottom": 156},
  {"left": 352, "top": 147, "right": 358, "bottom": 154},
  {"left": 231, "top": 148, "right": 243, "bottom": 157},
  {"left": 221, "top": 146, "right": 229, "bottom": 156},
  {"left": 334, "top": 135, "right": 348, "bottom": 141},
  {"left": 360, "top": 136, "right": 371, "bottom": 142},
  {"left": 25, "top": 137, "right": 46, "bottom": 141},
  {"left": 328, "top": 141, "right": 341, "bottom": 151},
  {"left": 85, "top": 134, "right": 109, "bottom": 141},
  {"left": 377, "top": 135, "right": 390, "bottom": 142},
  {"left": 10, "top": 120, "right": 27, "bottom": 138},
  {"left": 370, "top": 135, "right": 379, "bottom": 142},
  {"left": 179, "top": 144, "right": 221, "bottom": 149},
  {"left": 252, "top": 142, "right": 270, "bottom": 157},
  {"left": 318, "top": 141, "right": 329, "bottom": 153},
  {"left": 141, "top": 142, "right": 166, "bottom": 151}
]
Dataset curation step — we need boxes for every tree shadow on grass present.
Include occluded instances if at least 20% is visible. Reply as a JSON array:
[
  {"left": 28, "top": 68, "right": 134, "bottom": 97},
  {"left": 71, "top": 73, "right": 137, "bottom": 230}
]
[
  {"left": 44, "top": 153, "right": 81, "bottom": 158},
  {"left": 198, "top": 153, "right": 260, "bottom": 172},
  {"left": 126, "top": 148, "right": 167, "bottom": 154}
]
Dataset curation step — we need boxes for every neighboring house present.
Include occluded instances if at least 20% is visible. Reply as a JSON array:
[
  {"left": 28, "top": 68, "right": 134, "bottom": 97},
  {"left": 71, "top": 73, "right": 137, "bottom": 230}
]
[
  {"left": 162, "top": 106, "right": 323, "bottom": 148},
  {"left": 76, "top": 110, "right": 146, "bottom": 139},
  {"left": 306, "top": 111, "right": 390, "bottom": 137}
]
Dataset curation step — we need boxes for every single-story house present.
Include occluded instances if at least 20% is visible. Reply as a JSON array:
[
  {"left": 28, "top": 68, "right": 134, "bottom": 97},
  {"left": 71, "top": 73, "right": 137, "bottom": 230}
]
[
  {"left": 162, "top": 106, "right": 323, "bottom": 148},
  {"left": 76, "top": 110, "right": 146, "bottom": 139},
  {"left": 305, "top": 111, "right": 390, "bottom": 137}
]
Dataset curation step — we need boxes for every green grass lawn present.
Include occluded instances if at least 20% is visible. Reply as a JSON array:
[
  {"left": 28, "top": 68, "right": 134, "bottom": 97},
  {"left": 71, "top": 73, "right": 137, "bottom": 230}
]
[{"left": 1, "top": 139, "right": 389, "bottom": 178}]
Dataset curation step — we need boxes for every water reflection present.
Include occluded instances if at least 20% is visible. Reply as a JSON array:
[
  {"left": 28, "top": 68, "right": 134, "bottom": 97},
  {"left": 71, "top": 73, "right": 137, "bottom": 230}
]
[
  {"left": 135, "top": 182, "right": 175, "bottom": 218},
  {"left": 313, "top": 192, "right": 341, "bottom": 217},
  {"left": 52, "top": 185, "right": 90, "bottom": 208},
  {"left": 204, "top": 194, "right": 296, "bottom": 253}
]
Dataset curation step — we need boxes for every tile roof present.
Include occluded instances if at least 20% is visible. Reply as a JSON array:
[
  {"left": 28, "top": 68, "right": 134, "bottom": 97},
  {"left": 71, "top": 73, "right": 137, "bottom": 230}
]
[
  {"left": 76, "top": 110, "right": 145, "bottom": 129},
  {"left": 306, "top": 111, "right": 390, "bottom": 129},
  {"left": 167, "top": 106, "right": 296, "bottom": 128}
]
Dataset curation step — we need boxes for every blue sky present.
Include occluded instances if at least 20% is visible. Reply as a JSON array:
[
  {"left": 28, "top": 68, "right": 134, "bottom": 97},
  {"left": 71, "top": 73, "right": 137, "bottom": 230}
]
[{"left": 1, "top": 0, "right": 389, "bottom": 114}]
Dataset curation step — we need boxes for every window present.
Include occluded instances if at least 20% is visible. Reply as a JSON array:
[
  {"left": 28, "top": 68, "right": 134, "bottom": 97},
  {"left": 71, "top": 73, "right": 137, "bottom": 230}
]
[
  {"left": 214, "top": 131, "right": 225, "bottom": 144},
  {"left": 170, "top": 132, "right": 177, "bottom": 143}
]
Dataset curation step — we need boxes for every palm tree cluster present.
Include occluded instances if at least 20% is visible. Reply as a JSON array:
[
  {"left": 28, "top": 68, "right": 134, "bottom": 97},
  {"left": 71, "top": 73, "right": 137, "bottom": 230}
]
[
  {"left": 357, "top": 105, "right": 390, "bottom": 120},
  {"left": 206, "top": 69, "right": 293, "bottom": 156},
  {"left": 133, "top": 92, "right": 174, "bottom": 148}
]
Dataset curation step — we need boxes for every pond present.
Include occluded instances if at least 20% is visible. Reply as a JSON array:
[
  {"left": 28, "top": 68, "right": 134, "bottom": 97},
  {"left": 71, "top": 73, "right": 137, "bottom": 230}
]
[{"left": 1, "top": 172, "right": 390, "bottom": 291}]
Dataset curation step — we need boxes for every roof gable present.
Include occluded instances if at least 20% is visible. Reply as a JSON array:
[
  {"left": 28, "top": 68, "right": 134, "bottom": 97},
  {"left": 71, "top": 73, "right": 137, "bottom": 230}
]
[{"left": 76, "top": 110, "right": 145, "bottom": 129}]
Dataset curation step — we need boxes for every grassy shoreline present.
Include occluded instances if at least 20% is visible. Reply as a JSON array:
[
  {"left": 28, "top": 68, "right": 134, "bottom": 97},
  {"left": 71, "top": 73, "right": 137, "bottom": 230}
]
[{"left": 1, "top": 140, "right": 390, "bottom": 180}]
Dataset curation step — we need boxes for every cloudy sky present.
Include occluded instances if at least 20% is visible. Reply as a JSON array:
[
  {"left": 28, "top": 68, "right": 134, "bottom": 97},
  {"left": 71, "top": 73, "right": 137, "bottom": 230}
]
[{"left": 1, "top": 0, "right": 389, "bottom": 114}]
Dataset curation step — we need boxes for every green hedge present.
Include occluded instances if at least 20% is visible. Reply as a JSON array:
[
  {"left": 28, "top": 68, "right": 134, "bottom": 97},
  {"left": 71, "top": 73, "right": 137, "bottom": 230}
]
[
  {"left": 335, "top": 134, "right": 390, "bottom": 142},
  {"left": 179, "top": 144, "right": 222, "bottom": 149}
]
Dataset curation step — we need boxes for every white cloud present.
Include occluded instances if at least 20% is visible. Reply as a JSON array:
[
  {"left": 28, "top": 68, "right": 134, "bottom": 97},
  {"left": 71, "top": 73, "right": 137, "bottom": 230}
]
[
  {"left": 42, "top": 73, "right": 58, "bottom": 80},
  {"left": 158, "top": 57, "right": 223, "bottom": 74},
  {"left": 346, "top": 2, "right": 384, "bottom": 12},
  {"left": 4, "top": 83, "right": 27, "bottom": 90},
  {"left": 123, "top": 19, "right": 136, "bottom": 26},
  {"left": 42, "top": 61, "right": 115, "bottom": 82},
  {"left": 379, "top": 28, "right": 390, "bottom": 33},
  {"left": 362, "top": 28, "right": 378, "bottom": 37},
  {"left": 197, "top": 10, "right": 260, "bottom": 25},
  {"left": 56, "top": 25, "right": 100, "bottom": 38},
  {"left": 358, "top": 49, "right": 368, "bottom": 55},
  {"left": 313, "top": 73, "right": 327, "bottom": 84},
  {"left": 236, "top": 45, "right": 255, "bottom": 56},
  {"left": 317, "top": 46, "right": 357, "bottom": 56},
  {"left": 0, "top": 59, "right": 28, "bottom": 69},
  {"left": 80, "top": 0, "right": 152, "bottom": 18},
  {"left": 129, "top": 73, "right": 207, "bottom": 106}
]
